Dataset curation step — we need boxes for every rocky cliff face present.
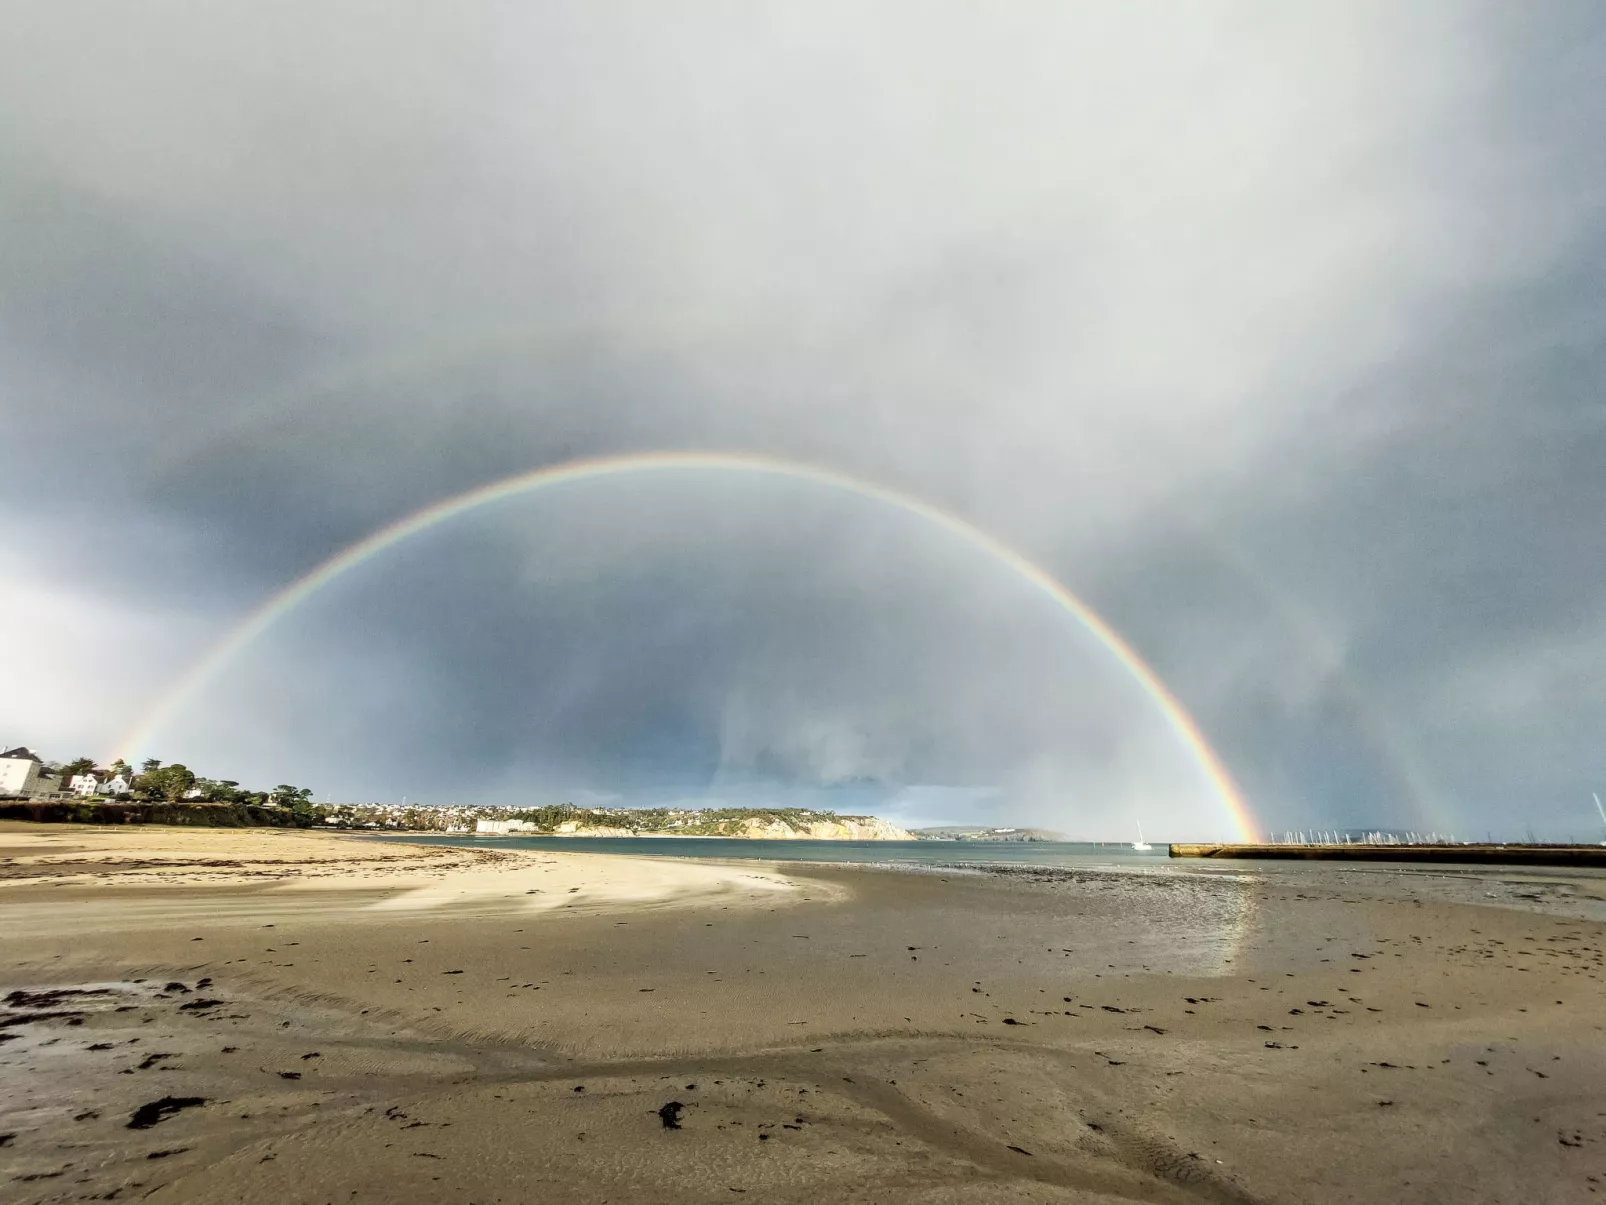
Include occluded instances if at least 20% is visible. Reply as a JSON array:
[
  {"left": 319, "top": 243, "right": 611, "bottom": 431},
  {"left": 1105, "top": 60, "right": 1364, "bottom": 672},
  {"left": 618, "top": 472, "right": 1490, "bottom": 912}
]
[
  {"left": 560, "top": 815, "right": 913, "bottom": 840},
  {"left": 558, "top": 824, "right": 637, "bottom": 838},
  {"left": 750, "top": 815, "right": 913, "bottom": 841}
]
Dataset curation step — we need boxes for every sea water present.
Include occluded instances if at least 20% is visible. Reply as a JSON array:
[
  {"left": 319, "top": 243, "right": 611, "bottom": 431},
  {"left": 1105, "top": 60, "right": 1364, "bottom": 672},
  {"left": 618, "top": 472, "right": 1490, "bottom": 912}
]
[
  {"left": 364, "top": 834, "right": 1171, "bottom": 870},
  {"left": 360, "top": 833, "right": 1606, "bottom": 919}
]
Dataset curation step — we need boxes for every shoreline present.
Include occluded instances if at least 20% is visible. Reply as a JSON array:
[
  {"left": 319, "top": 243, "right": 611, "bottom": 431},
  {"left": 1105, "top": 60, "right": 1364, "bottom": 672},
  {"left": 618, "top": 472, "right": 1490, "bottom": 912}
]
[{"left": 3, "top": 822, "right": 1603, "bottom": 1203}]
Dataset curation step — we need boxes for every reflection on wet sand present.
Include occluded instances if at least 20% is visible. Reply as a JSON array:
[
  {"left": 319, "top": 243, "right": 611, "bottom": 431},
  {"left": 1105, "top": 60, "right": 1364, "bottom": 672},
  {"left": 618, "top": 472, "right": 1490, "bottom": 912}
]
[{"left": 2, "top": 824, "right": 1604, "bottom": 1203}]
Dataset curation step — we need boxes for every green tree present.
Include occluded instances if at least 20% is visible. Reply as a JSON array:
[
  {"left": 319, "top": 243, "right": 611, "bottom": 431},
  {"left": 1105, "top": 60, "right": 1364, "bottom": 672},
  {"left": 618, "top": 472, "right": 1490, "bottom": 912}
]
[
  {"left": 161, "top": 764, "right": 196, "bottom": 802},
  {"left": 133, "top": 763, "right": 196, "bottom": 803},
  {"left": 109, "top": 760, "right": 132, "bottom": 778},
  {"left": 269, "top": 785, "right": 319, "bottom": 827},
  {"left": 61, "top": 757, "right": 96, "bottom": 781},
  {"left": 140, "top": 758, "right": 161, "bottom": 774}
]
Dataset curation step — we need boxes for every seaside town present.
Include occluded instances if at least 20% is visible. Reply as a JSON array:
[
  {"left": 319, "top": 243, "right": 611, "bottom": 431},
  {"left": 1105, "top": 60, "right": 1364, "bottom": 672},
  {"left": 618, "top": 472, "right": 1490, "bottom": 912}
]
[{"left": 0, "top": 744, "right": 911, "bottom": 838}]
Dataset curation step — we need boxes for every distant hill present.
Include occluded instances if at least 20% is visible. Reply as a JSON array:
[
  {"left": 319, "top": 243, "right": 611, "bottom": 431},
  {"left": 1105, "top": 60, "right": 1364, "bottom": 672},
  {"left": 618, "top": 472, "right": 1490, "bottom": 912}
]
[{"left": 910, "top": 826, "right": 1067, "bottom": 842}]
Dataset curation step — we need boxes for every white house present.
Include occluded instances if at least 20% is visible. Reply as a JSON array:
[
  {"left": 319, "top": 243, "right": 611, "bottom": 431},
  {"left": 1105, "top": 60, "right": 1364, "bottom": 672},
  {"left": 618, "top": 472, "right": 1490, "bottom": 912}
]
[
  {"left": 101, "top": 774, "right": 132, "bottom": 796},
  {"left": 0, "top": 748, "right": 43, "bottom": 796},
  {"left": 69, "top": 774, "right": 100, "bottom": 797},
  {"left": 0, "top": 748, "right": 60, "bottom": 798}
]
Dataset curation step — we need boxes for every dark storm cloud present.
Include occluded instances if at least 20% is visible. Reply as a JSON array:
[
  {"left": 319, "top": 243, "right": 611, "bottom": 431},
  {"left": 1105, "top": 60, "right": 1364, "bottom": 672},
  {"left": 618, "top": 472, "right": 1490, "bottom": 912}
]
[{"left": 3, "top": 2, "right": 1603, "bottom": 837}]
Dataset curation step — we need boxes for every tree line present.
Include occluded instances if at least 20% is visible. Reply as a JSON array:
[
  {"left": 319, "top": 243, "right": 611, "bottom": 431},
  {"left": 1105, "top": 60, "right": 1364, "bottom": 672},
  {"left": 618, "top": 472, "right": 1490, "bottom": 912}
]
[{"left": 54, "top": 755, "right": 320, "bottom": 824}]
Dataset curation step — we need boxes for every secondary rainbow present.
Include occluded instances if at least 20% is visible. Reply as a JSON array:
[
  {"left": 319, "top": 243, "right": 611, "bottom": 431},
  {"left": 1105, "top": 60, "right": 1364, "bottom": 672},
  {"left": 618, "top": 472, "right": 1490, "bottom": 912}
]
[{"left": 114, "top": 451, "right": 1256, "bottom": 840}]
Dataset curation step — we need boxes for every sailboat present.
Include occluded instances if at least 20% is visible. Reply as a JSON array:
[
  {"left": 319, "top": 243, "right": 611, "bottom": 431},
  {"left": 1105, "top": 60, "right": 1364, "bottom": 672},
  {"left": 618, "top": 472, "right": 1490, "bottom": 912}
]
[
  {"left": 1594, "top": 793, "right": 1606, "bottom": 846},
  {"left": 1131, "top": 822, "right": 1153, "bottom": 852}
]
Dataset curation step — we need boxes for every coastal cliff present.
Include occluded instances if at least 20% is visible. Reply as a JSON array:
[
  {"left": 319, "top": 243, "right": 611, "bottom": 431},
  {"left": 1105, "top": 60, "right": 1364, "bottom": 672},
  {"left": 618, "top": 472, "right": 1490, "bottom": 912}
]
[
  {"left": 550, "top": 814, "right": 913, "bottom": 840},
  {"left": 696, "top": 814, "right": 911, "bottom": 841},
  {"left": 502, "top": 806, "right": 914, "bottom": 841}
]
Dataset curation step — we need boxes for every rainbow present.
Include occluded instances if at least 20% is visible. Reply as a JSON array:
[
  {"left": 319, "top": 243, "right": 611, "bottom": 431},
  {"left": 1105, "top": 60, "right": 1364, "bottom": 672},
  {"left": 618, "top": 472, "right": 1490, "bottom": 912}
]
[{"left": 113, "top": 451, "right": 1256, "bottom": 840}]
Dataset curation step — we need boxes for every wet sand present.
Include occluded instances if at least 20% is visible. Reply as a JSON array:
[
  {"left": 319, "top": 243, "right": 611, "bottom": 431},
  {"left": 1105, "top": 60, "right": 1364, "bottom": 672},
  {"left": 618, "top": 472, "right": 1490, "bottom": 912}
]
[{"left": 1, "top": 823, "right": 1603, "bottom": 1203}]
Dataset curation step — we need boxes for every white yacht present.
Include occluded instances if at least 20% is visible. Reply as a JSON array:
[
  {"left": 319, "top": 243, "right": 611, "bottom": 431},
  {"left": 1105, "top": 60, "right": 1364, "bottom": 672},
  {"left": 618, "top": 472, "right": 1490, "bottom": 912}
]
[{"left": 1131, "top": 822, "right": 1153, "bottom": 852}]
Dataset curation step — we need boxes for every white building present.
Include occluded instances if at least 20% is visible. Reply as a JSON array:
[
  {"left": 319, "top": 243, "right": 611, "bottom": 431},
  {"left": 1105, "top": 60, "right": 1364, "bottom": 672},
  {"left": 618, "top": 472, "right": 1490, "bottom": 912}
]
[
  {"left": 0, "top": 747, "right": 59, "bottom": 798},
  {"left": 69, "top": 774, "right": 100, "bottom": 797},
  {"left": 101, "top": 775, "right": 132, "bottom": 796}
]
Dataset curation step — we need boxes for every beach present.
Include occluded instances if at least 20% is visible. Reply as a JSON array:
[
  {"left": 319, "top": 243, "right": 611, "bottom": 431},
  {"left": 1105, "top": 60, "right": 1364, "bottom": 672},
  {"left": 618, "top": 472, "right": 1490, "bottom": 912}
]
[{"left": 2, "top": 823, "right": 1603, "bottom": 1203}]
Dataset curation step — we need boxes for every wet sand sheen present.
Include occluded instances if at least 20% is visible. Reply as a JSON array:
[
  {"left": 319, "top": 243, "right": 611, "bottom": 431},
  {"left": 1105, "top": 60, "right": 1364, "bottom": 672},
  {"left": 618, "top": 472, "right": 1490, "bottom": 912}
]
[{"left": 1, "top": 823, "right": 1603, "bottom": 1203}]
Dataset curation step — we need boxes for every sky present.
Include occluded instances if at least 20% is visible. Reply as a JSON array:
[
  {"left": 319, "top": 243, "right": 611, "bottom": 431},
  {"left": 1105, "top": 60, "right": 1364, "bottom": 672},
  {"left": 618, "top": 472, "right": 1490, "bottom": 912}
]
[{"left": 2, "top": 2, "right": 1603, "bottom": 840}]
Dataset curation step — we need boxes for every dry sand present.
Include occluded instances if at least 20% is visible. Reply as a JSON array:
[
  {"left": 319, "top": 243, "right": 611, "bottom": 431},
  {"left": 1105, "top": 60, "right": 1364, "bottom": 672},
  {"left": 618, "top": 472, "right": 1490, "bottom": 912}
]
[{"left": 1, "top": 822, "right": 1603, "bottom": 1203}]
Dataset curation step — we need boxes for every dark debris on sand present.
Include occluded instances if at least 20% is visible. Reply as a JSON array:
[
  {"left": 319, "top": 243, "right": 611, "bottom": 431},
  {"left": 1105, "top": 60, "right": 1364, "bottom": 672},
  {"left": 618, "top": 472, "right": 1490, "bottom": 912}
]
[
  {"left": 1, "top": 1010, "right": 85, "bottom": 1028},
  {"left": 127, "top": 1097, "right": 207, "bottom": 1130},
  {"left": 5, "top": 987, "right": 113, "bottom": 1009}
]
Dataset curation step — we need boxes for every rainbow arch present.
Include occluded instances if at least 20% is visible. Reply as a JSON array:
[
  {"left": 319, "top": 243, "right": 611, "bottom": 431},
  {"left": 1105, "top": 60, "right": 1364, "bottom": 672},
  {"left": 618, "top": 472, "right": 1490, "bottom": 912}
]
[{"left": 113, "top": 451, "right": 1256, "bottom": 840}]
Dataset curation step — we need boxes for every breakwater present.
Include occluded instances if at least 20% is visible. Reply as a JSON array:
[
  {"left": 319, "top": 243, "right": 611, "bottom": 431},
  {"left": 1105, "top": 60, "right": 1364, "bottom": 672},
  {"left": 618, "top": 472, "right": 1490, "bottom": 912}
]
[{"left": 1170, "top": 842, "right": 1606, "bottom": 867}]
